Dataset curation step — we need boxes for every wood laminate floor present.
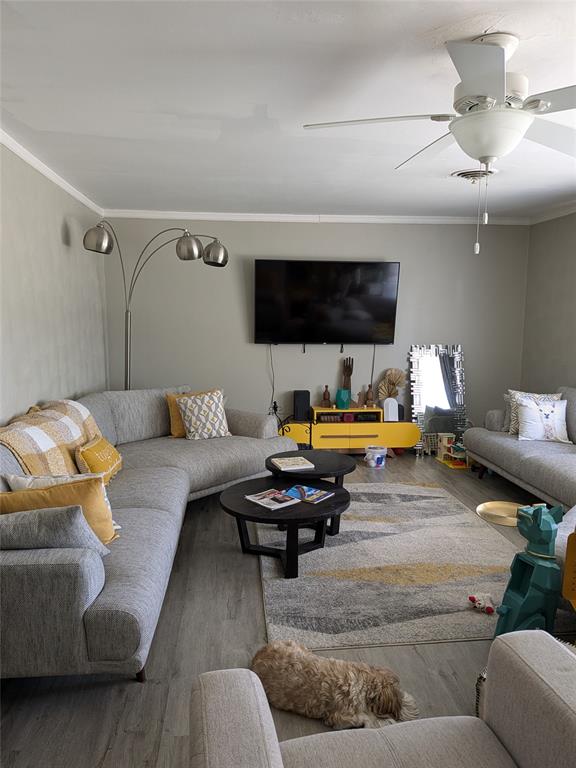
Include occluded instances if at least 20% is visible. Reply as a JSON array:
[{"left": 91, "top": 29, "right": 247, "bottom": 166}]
[{"left": 0, "top": 456, "right": 544, "bottom": 767}]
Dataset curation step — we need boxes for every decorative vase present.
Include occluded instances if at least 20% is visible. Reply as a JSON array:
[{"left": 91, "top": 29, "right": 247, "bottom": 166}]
[
  {"left": 383, "top": 397, "right": 399, "bottom": 422},
  {"left": 335, "top": 389, "right": 351, "bottom": 409}
]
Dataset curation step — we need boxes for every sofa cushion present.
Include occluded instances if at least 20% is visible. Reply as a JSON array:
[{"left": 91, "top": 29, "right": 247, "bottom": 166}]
[
  {"left": 0, "top": 505, "right": 109, "bottom": 556},
  {"left": 522, "top": 455, "right": 576, "bottom": 509},
  {"left": 559, "top": 386, "right": 576, "bottom": 444},
  {"left": 83, "top": 506, "right": 183, "bottom": 663},
  {"left": 78, "top": 392, "right": 117, "bottom": 446},
  {"left": 464, "top": 427, "right": 576, "bottom": 479},
  {"left": 104, "top": 386, "right": 190, "bottom": 445},
  {"left": 106, "top": 466, "right": 190, "bottom": 514},
  {"left": 280, "top": 717, "right": 515, "bottom": 768},
  {"left": 118, "top": 435, "right": 296, "bottom": 494}
]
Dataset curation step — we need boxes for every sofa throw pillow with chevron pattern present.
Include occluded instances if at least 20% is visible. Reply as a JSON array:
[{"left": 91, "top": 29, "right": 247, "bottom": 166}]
[
  {"left": 507, "top": 389, "right": 562, "bottom": 435},
  {"left": 176, "top": 390, "right": 231, "bottom": 440}
]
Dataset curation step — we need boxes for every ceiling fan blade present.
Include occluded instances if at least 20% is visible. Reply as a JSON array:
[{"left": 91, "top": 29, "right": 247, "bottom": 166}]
[
  {"left": 446, "top": 41, "right": 506, "bottom": 103},
  {"left": 525, "top": 119, "right": 576, "bottom": 158},
  {"left": 524, "top": 85, "right": 576, "bottom": 115},
  {"left": 395, "top": 132, "right": 455, "bottom": 170},
  {"left": 303, "top": 114, "right": 454, "bottom": 130}
]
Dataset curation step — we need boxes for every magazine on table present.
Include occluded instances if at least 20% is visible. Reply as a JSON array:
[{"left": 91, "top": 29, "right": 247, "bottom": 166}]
[
  {"left": 245, "top": 488, "right": 300, "bottom": 510},
  {"left": 285, "top": 485, "right": 335, "bottom": 504},
  {"left": 271, "top": 456, "right": 315, "bottom": 471}
]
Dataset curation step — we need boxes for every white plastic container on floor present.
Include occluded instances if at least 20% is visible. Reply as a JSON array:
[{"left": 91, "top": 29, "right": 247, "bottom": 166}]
[{"left": 364, "top": 445, "right": 387, "bottom": 468}]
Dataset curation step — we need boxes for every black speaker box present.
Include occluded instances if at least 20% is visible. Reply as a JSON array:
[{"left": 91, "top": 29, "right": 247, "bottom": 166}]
[{"left": 293, "top": 390, "right": 311, "bottom": 422}]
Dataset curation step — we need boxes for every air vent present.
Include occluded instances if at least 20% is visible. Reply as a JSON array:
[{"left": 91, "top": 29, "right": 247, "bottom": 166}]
[{"left": 450, "top": 168, "right": 499, "bottom": 182}]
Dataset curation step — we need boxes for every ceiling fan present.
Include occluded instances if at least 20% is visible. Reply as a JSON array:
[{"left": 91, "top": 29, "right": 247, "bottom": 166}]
[{"left": 303, "top": 33, "right": 576, "bottom": 171}]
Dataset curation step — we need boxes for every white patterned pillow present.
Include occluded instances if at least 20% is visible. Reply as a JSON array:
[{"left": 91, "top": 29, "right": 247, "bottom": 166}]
[
  {"left": 176, "top": 390, "right": 231, "bottom": 440},
  {"left": 507, "top": 390, "right": 562, "bottom": 435},
  {"left": 518, "top": 398, "right": 571, "bottom": 443}
]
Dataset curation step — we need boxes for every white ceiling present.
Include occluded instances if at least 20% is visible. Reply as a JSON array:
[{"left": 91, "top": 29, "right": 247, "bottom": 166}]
[{"left": 1, "top": 0, "right": 576, "bottom": 218}]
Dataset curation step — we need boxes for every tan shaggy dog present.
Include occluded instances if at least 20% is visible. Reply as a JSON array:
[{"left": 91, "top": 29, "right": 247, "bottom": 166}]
[{"left": 251, "top": 640, "right": 419, "bottom": 729}]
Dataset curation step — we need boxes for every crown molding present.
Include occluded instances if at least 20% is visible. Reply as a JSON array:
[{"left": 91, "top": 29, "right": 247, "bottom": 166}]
[
  {"left": 104, "top": 208, "right": 530, "bottom": 225},
  {"left": 3, "top": 129, "right": 570, "bottom": 226},
  {"left": 0, "top": 130, "right": 104, "bottom": 215},
  {"left": 529, "top": 200, "right": 576, "bottom": 225}
]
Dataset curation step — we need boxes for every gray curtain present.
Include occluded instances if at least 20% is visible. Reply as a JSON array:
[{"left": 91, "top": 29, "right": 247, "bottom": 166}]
[{"left": 439, "top": 353, "right": 458, "bottom": 409}]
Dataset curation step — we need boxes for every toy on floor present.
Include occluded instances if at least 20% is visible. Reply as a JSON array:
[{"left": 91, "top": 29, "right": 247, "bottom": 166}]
[
  {"left": 495, "top": 504, "right": 563, "bottom": 637},
  {"left": 468, "top": 593, "right": 496, "bottom": 615}
]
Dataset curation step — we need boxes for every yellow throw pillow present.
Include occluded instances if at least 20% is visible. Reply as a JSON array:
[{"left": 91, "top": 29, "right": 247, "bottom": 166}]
[
  {"left": 75, "top": 437, "right": 122, "bottom": 484},
  {"left": 0, "top": 477, "right": 118, "bottom": 544},
  {"left": 166, "top": 392, "right": 191, "bottom": 438},
  {"left": 166, "top": 390, "right": 221, "bottom": 438}
]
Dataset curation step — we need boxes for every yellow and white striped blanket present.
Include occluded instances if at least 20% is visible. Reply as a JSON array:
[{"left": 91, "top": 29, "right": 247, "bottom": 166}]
[{"left": 0, "top": 400, "right": 101, "bottom": 476}]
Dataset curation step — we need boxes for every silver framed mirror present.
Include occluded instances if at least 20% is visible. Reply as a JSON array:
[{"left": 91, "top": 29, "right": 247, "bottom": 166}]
[{"left": 409, "top": 344, "right": 467, "bottom": 442}]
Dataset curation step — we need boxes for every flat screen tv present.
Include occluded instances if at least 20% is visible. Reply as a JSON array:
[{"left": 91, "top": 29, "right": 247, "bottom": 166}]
[{"left": 254, "top": 260, "right": 400, "bottom": 344}]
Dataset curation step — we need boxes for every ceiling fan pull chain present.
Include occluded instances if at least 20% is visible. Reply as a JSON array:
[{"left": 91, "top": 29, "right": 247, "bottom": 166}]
[
  {"left": 483, "top": 170, "right": 489, "bottom": 225},
  {"left": 474, "top": 168, "right": 482, "bottom": 254}
]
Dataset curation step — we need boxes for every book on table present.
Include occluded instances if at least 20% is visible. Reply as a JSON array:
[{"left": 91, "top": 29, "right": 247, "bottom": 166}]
[
  {"left": 271, "top": 456, "right": 315, "bottom": 471},
  {"left": 245, "top": 489, "right": 300, "bottom": 510},
  {"left": 285, "top": 485, "right": 335, "bottom": 504}
]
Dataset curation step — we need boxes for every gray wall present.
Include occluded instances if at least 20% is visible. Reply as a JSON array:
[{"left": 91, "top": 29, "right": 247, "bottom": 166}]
[
  {"left": 521, "top": 212, "right": 576, "bottom": 393},
  {"left": 0, "top": 146, "right": 108, "bottom": 423},
  {"left": 105, "top": 218, "right": 530, "bottom": 425}
]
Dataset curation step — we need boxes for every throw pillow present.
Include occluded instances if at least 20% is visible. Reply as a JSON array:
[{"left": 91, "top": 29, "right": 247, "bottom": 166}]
[
  {"left": 75, "top": 436, "right": 122, "bottom": 484},
  {"left": 177, "top": 390, "right": 231, "bottom": 440},
  {"left": 0, "top": 476, "right": 118, "bottom": 544},
  {"left": 166, "top": 392, "right": 193, "bottom": 438},
  {"left": 0, "top": 505, "right": 109, "bottom": 556},
  {"left": 503, "top": 394, "right": 511, "bottom": 432},
  {"left": 518, "top": 398, "right": 572, "bottom": 443},
  {"left": 508, "top": 390, "right": 562, "bottom": 435},
  {"left": 4, "top": 473, "right": 116, "bottom": 523}
]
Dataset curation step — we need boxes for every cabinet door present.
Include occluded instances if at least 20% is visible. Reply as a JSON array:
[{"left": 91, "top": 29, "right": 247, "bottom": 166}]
[{"left": 313, "top": 424, "right": 350, "bottom": 449}]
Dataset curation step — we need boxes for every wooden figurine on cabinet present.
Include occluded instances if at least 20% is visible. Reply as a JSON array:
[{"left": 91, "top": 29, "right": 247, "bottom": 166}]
[
  {"left": 365, "top": 384, "right": 375, "bottom": 407},
  {"left": 321, "top": 385, "right": 331, "bottom": 408}
]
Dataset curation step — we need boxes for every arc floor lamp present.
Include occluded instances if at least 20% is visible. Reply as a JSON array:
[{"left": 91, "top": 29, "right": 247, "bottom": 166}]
[{"left": 83, "top": 220, "right": 229, "bottom": 390}]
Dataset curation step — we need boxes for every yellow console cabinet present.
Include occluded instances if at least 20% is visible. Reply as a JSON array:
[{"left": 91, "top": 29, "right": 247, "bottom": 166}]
[{"left": 279, "top": 407, "right": 420, "bottom": 452}]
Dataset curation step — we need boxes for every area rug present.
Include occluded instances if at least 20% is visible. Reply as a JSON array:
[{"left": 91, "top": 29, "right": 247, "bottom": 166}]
[{"left": 257, "top": 482, "right": 551, "bottom": 649}]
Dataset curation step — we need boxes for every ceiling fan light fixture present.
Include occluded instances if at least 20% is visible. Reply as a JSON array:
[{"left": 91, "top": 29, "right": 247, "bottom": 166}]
[{"left": 449, "top": 108, "right": 534, "bottom": 162}]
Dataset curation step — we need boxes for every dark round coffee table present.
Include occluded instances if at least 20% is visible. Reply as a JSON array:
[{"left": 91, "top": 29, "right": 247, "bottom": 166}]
[
  {"left": 220, "top": 476, "right": 350, "bottom": 579},
  {"left": 265, "top": 449, "right": 356, "bottom": 535}
]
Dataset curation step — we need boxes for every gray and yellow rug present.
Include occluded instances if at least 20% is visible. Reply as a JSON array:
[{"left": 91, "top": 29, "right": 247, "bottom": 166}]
[{"left": 258, "top": 482, "right": 524, "bottom": 649}]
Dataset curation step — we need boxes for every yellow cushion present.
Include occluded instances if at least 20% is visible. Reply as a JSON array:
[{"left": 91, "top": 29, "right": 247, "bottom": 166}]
[
  {"left": 75, "top": 437, "right": 122, "bottom": 484},
  {"left": 0, "top": 477, "right": 118, "bottom": 544},
  {"left": 166, "top": 392, "right": 191, "bottom": 438},
  {"left": 166, "top": 390, "right": 220, "bottom": 438}
]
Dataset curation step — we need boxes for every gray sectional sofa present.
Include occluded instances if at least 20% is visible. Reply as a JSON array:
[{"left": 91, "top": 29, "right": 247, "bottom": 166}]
[
  {"left": 0, "top": 387, "right": 295, "bottom": 680},
  {"left": 190, "top": 630, "right": 576, "bottom": 768}
]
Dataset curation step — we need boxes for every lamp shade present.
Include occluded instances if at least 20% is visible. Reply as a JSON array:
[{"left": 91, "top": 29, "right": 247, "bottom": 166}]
[
  {"left": 203, "top": 240, "right": 229, "bottom": 267},
  {"left": 176, "top": 232, "right": 204, "bottom": 261},
  {"left": 83, "top": 223, "right": 114, "bottom": 254},
  {"left": 449, "top": 107, "right": 534, "bottom": 163}
]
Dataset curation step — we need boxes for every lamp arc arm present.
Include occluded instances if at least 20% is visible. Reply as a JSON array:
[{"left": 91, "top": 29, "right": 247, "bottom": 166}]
[
  {"left": 128, "top": 227, "right": 186, "bottom": 300},
  {"left": 128, "top": 236, "right": 182, "bottom": 306},
  {"left": 99, "top": 219, "right": 128, "bottom": 309}
]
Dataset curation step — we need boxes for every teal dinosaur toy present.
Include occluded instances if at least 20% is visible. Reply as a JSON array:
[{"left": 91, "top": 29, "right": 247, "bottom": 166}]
[{"left": 494, "top": 504, "right": 563, "bottom": 637}]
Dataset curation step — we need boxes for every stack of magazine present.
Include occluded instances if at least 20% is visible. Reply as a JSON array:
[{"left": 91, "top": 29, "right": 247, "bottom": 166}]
[{"left": 246, "top": 484, "right": 334, "bottom": 509}]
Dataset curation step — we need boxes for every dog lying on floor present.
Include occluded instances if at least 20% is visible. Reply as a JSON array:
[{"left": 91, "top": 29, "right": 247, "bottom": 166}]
[{"left": 251, "top": 640, "right": 419, "bottom": 730}]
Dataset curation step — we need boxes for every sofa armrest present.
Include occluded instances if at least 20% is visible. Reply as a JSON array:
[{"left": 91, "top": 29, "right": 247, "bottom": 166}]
[
  {"left": 0, "top": 548, "right": 105, "bottom": 678},
  {"left": 226, "top": 409, "right": 278, "bottom": 439},
  {"left": 484, "top": 409, "right": 505, "bottom": 431},
  {"left": 483, "top": 631, "right": 576, "bottom": 768},
  {"left": 190, "top": 669, "right": 284, "bottom": 768}
]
